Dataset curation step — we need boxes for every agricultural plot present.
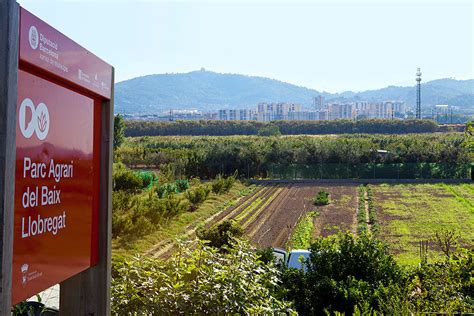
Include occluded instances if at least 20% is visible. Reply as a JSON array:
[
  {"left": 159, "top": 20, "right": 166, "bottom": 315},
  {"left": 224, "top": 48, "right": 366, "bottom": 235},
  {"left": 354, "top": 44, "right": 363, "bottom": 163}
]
[
  {"left": 207, "top": 183, "right": 358, "bottom": 249},
  {"left": 143, "top": 181, "right": 473, "bottom": 266},
  {"left": 373, "top": 183, "right": 474, "bottom": 265}
]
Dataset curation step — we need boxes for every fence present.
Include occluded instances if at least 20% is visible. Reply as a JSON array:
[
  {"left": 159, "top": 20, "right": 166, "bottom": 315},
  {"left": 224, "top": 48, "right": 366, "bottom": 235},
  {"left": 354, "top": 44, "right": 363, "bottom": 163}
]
[{"left": 268, "top": 163, "right": 472, "bottom": 180}]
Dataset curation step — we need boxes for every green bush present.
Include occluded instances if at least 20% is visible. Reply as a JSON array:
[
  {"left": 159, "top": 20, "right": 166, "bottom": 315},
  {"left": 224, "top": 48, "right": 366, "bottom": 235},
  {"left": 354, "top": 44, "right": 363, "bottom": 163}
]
[
  {"left": 112, "top": 186, "right": 190, "bottom": 241},
  {"left": 407, "top": 248, "right": 474, "bottom": 313},
  {"left": 211, "top": 174, "right": 236, "bottom": 194},
  {"left": 312, "top": 190, "right": 329, "bottom": 206},
  {"left": 174, "top": 179, "right": 190, "bottom": 192},
  {"left": 113, "top": 163, "right": 143, "bottom": 192},
  {"left": 185, "top": 185, "right": 211, "bottom": 211},
  {"left": 282, "top": 233, "right": 408, "bottom": 314},
  {"left": 137, "top": 171, "right": 158, "bottom": 188},
  {"left": 197, "top": 220, "right": 244, "bottom": 249},
  {"left": 256, "top": 247, "right": 276, "bottom": 265},
  {"left": 111, "top": 239, "right": 293, "bottom": 314},
  {"left": 112, "top": 191, "right": 133, "bottom": 238},
  {"left": 155, "top": 182, "right": 178, "bottom": 198}
]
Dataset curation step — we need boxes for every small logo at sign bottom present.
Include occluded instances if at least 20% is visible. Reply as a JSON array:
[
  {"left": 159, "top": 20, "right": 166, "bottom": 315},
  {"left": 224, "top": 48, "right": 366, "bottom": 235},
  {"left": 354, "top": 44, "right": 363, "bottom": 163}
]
[
  {"left": 20, "top": 263, "right": 42, "bottom": 287},
  {"left": 21, "top": 263, "right": 29, "bottom": 286}
]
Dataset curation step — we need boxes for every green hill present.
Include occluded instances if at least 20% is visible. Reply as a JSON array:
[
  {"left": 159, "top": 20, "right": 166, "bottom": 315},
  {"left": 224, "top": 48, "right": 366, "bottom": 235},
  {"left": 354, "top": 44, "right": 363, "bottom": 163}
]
[{"left": 115, "top": 70, "right": 474, "bottom": 114}]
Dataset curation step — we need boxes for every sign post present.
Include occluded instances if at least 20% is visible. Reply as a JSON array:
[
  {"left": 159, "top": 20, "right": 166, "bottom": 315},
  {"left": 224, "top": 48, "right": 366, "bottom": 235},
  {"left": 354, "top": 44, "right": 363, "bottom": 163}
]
[
  {"left": 0, "top": 0, "right": 19, "bottom": 312},
  {"left": 1, "top": 0, "right": 114, "bottom": 313}
]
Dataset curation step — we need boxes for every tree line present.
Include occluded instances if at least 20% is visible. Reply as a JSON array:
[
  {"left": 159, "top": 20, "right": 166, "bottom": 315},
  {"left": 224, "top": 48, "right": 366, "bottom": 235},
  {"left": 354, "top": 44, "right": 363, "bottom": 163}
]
[
  {"left": 115, "top": 133, "right": 470, "bottom": 179},
  {"left": 124, "top": 119, "right": 443, "bottom": 137}
]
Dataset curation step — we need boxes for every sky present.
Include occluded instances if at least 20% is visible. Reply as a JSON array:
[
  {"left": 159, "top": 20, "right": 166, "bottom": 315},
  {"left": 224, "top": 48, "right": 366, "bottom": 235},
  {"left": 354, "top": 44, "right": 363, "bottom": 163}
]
[{"left": 18, "top": 0, "right": 474, "bottom": 93}]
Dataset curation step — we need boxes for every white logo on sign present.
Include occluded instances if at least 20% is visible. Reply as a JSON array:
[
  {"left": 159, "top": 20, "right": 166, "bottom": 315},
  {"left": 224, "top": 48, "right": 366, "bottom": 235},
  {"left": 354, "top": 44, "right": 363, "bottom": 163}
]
[
  {"left": 28, "top": 26, "right": 39, "bottom": 50},
  {"left": 21, "top": 263, "right": 29, "bottom": 285},
  {"left": 19, "top": 98, "right": 50, "bottom": 141}
]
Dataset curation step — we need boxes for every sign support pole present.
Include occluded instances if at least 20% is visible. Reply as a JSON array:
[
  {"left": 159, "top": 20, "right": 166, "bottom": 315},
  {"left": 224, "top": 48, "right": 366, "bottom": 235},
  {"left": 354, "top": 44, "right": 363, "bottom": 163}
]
[
  {"left": 0, "top": 0, "right": 19, "bottom": 313},
  {"left": 59, "top": 69, "right": 114, "bottom": 315}
]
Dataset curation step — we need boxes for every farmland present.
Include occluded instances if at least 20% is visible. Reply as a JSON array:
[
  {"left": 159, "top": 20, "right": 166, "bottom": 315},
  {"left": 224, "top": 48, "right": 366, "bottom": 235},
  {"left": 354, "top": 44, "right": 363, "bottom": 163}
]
[
  {"left": 112, "top": 130, "right": 473, "bottom": 263},
  {"left": 205, "top": 184, "right": 358, "bottom": 249},
  {"left": 111, "top": 126, "right": 474, "bottom": 313},
  {"left": 374, "top": 183, "right": 474, "bottom": 265},
  {"left": 135, "top": 181, "right": 473, "bottom": 265}
]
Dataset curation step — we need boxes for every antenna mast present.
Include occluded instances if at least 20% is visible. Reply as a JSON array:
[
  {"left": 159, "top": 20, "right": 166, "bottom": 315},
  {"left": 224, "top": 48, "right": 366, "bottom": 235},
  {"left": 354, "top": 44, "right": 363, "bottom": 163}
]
[{"left": 416, "top": 67, "right": 422, "bottom": 119}]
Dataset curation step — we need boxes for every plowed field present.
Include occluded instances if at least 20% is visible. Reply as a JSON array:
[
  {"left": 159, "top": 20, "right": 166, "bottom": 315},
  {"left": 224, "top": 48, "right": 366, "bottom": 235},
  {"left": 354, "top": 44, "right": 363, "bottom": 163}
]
[{"left": 208, "top": 183, "right": 358, "bottom": 248}]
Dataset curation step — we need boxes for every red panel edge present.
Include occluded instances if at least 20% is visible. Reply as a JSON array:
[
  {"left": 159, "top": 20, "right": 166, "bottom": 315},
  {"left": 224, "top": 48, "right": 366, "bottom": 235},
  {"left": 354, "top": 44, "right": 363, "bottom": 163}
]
[{"left": 90, "top": 100, "right": 102, "bottom": 266}]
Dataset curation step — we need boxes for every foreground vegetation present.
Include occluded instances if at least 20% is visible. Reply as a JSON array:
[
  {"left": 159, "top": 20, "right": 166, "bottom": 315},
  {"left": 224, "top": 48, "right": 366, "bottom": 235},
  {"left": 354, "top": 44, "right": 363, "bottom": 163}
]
[{"left": 112, "top": 232, "right": 474, "bottom": 314}]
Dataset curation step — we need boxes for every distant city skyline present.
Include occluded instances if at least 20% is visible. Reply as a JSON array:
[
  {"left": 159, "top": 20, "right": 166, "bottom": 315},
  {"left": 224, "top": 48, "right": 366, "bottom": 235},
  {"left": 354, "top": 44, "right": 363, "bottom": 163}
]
[{"left": 18, "top": 0, "right": 473, "bottom": 93}]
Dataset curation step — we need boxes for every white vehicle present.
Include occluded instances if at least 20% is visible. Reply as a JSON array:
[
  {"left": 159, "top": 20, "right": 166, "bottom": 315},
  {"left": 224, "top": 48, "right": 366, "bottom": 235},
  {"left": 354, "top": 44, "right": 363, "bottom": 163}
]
[{"left": 272, "top": 248, "right": 310, "bottom": 271}]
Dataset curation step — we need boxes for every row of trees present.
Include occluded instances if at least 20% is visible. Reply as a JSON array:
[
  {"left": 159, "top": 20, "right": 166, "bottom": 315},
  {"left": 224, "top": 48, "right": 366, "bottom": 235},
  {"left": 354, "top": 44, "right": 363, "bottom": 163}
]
[
  {"left": 124, "top": 119, "right": 441, "bottom": 137},
  {"left": 115, "top": 133, "right": 471, "bottom": 179}
]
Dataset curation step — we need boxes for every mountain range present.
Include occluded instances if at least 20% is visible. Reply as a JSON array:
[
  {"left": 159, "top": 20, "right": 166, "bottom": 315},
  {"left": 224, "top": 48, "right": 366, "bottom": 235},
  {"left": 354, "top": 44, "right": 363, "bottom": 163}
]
[{"left": 115, "top": 70, "right": 474, "bottom": 115}]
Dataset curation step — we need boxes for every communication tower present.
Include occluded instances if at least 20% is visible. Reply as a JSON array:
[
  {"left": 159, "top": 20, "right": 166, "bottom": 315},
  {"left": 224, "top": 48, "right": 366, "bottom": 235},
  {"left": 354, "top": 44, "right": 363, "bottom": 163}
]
[{"left": 416, "top": 67, "right": 422, "bottom": 119}]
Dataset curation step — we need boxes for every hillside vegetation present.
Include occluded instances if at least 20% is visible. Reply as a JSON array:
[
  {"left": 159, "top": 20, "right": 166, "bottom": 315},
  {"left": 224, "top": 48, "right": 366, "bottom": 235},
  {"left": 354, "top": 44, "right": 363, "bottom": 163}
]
[{"left": 115, "top": 70, "right": 474, "bottom": 114}]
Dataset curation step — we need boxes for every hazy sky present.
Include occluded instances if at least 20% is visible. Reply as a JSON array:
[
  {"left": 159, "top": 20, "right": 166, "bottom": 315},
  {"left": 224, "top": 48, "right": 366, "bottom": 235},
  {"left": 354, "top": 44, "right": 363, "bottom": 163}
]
[{"left": 18, "top": 0, "right": 474, "bottom": 93}]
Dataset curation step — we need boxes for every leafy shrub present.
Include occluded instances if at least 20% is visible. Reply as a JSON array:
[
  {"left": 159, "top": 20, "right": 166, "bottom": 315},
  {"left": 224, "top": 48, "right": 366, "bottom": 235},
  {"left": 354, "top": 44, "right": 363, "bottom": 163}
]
[
  {"left": 155, "top": 182, "right": 178, "bottom": 198},
  {"left": 211, "top": 175, "right": 225, "bottom": 194},
  {"left": 113, "top": 163, "right": 143, "bottom": 192},
  {"left": 137, "top": 171, "right": 158, "bottom": 188},
  {"left": 312, "top": 190, "right": 329, "bottom": 206},
  {"left": 211, "top": 174, "right": 236, "bottom": 194},
  {"left": 174, "top": 179, "right": 190, "bottom": 192},
  {"left": 185, "top": 185, "right": 211, "bottom": 211},
  {"left": 111, "top": 239, "right": 293, "bottom": 314},
  {"left": 112, "top": 188, "right": 190, "bottom": 241},
  {"left": 197, "top": 220, "right": 243, "bottom": 249},
  {"left": 154, "top": 195, "right": 190, "bottom": 221},
  {"left": 256, "top": 247, "right": 276, "bottom": 265},
  {"left": 112, "top": 191, "right": 134, "bottom": 238},
  {"left": 282, "top": 233, "right": 408, "bottom": 314},
  {"left": 407, "top": 248, "right": 474, "bottom": 313}
]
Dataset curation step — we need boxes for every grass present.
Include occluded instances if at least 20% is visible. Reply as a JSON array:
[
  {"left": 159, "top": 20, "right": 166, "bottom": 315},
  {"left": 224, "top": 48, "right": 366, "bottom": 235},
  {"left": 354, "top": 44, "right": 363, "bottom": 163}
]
[
  {"left": 374, "top": 183, "right": 474, "bottom": 266},
  {"left": 287, "top": 211, "right": 319, "bottom": 250},
  {"left": 112, "top": 182, "right": 252, "bottom": 256}
]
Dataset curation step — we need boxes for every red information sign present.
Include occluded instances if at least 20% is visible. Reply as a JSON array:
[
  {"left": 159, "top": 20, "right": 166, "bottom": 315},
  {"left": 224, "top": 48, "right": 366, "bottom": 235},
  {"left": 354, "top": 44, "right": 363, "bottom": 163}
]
[
  {"left": 19, "top": 8, "right": 112, "bottom": 99},
  {"left": 12, "top": 70, "right": 97, "bottom": 304},
  {"left": 12, "top": 7, "right": 112, "bottom": 305}
]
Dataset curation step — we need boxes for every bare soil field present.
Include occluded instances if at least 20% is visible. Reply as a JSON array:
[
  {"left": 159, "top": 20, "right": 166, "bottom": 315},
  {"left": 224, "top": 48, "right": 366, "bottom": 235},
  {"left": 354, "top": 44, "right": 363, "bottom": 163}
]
[{"left": 208, "top": 183, "right": 358, "bottom": 248}]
